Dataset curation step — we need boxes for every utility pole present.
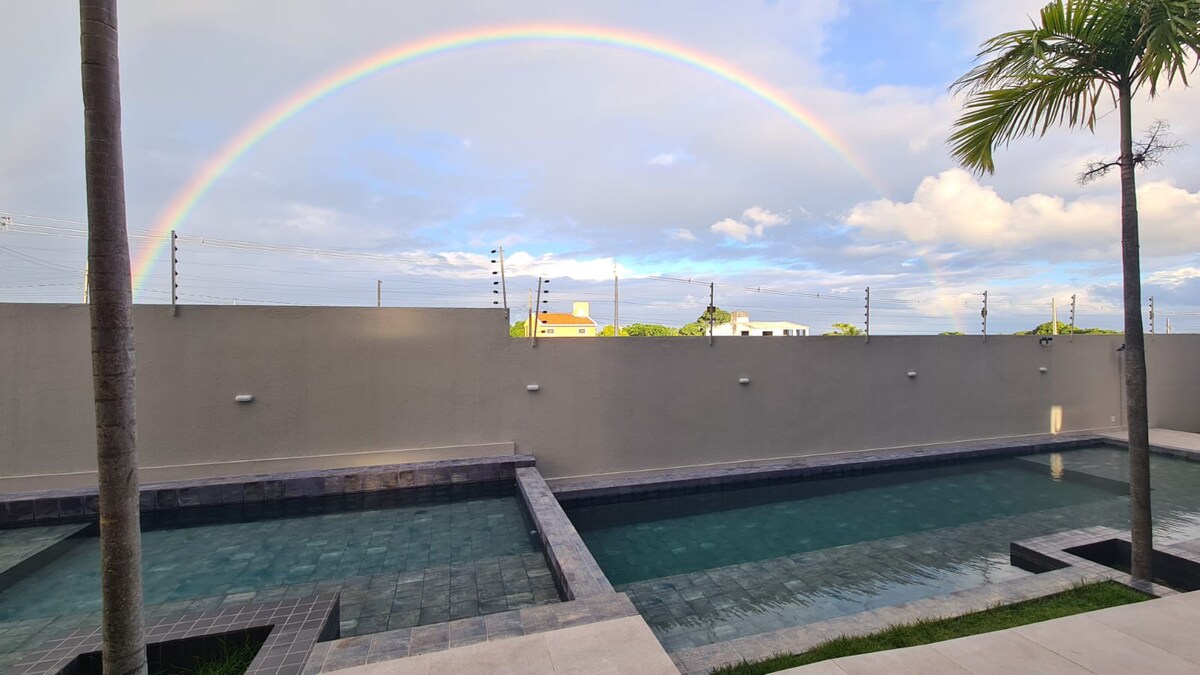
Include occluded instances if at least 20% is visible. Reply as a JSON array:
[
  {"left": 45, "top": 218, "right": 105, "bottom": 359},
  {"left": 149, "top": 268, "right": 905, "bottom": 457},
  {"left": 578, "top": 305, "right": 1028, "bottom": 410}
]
[
  {"left": 708, "top": 282, "right": 715, "bottom": 347},
  {"left": 1051, "top": 297, "right": 1058, "bottom": 335},
  {"left": 527, "top": 288, "right": 533, "bottom": 338},
  {"left": 83, "top": 263, "right": 90, "bottom": 304},
  {"left": 1166, "top": 317, "right": 1172, "bottom": 335},
  {"left": 981, "top": 290, "right": 988, "bottom": 342},
  {"left": 376, "top": 280, "right": 382, "bottom": 308},
  {"left": 1070, "top": 294, "right": 1077, "bottom": 341},
  {"left": 864, "top": 286, "right": 870, "bottom": 344},
  {"left": 170, "top": 229, "right": 178, "bottom": 316},
  {"left": 1149, "top": 296, "right": 1155, "bottom": 335},
  {"left": 613, "top": 266, "right": 619, "bottom": 337}
]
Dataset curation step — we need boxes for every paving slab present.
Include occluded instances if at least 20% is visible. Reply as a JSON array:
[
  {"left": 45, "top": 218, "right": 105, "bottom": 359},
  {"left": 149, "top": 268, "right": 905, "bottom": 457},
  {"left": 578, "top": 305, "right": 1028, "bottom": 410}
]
[
  {"left": 930, "top": 631, "right": 1092, "bottom": 675},
  {"left": 543, "top": 615, "right": 677, "bottom": 674},
  {"left": 783, "top": 592, "right": 1200, "bottom": 674},
  {"left": 1083, "top": 592, "right": 1200, "bottom": 665},
  {"left": 826, "top": 645, "right": 968, "bottom": 675},
  {"left": 1100, "top": 428, "right": 1200, "bottom": 456},
  {"left": 324, "top": 615, "right": 676, "bottom": 674},
  {"left": 1016, "top": 614, "right": 1199, "bottom": 675}
]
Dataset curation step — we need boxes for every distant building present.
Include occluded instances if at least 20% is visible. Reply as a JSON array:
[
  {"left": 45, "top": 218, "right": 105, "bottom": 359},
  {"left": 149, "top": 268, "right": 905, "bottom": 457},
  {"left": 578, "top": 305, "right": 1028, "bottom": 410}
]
[
  {"left": 711, "top": 311, "right": 809, "bottom": 337},
  {"left": 536, "top": 301, "right": 598, "bottom": 337}
]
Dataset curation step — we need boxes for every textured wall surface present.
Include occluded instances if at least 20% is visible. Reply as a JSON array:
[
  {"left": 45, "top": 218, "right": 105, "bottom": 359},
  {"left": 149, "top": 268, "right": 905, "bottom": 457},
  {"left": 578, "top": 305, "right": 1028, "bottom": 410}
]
[{"left": 2, "top": 304, "right": 1196, "bottom": 491}]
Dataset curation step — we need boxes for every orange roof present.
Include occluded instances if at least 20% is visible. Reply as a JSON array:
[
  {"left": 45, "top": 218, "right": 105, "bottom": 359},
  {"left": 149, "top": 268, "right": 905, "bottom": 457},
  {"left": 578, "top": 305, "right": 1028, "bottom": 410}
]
[{"left": 538, "top": 312, "right": 596, "bottom": 326}]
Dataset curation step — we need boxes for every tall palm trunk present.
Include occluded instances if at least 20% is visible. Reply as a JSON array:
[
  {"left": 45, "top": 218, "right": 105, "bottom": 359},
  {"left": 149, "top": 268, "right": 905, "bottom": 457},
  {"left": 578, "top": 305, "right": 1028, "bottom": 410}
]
[
  {"left": 1118, "top": 77, "right": 1153, "bottom": 581},
  {"left": 80, "top": 1, "right": 148, "bottom": 672}
]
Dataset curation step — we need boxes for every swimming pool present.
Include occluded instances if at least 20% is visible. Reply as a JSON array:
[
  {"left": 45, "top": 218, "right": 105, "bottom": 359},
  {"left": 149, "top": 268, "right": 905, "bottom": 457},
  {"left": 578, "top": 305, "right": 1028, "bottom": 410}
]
[
  {"left": 0, "top": 482, "right": 559, "bottom": 669},
  {"left": 564, "top": 446, "right": 1200, "bottom": 651}
]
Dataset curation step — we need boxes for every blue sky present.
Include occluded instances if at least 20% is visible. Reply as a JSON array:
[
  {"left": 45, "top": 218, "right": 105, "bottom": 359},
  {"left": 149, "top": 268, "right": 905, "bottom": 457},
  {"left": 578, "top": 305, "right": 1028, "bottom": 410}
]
[{"left": 1, "top": 0, "right": 1198, "bottom": 334}]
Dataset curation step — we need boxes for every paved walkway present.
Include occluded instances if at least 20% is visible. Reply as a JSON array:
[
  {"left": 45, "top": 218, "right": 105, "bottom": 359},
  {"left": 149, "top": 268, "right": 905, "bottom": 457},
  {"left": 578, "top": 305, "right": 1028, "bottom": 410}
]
[
  {"left": 323, "top": 615, "right": 678, "bottom": 674},
  {"left": 1100, "top": 427, "right": 1200, "bottom": 454},
  {"left": 781, "top": 590, "right": 1200, "bottom": 674}
]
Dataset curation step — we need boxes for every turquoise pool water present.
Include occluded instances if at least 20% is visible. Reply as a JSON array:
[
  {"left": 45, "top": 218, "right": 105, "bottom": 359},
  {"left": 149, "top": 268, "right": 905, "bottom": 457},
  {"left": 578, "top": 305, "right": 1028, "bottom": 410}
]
[
  {"left": 0, "top": 483, "right": 559, "bottom": 669},
  {"left": 565, "top": 446, "right": 1200, "bottom": 651}
]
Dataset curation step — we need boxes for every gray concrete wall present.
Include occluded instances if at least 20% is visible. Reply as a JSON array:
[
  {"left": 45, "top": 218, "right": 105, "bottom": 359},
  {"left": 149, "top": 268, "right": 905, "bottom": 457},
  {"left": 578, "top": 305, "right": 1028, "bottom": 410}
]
[{"left": 2, "top": 304, "right": 1197, "bottom": 492}]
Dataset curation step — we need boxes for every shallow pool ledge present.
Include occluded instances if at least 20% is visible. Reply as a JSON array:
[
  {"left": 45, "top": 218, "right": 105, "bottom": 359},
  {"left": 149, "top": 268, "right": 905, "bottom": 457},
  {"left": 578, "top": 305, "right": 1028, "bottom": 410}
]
[{"left": 0, "top": 454, "right": 536, "bottom": 527}]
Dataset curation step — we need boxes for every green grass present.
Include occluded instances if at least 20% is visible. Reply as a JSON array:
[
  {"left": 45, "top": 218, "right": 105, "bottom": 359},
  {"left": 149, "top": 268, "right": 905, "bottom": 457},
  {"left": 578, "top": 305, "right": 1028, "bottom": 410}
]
[
  {"left": 163, "top": 634, "right": 264, "bottom": 675},
  {"left": 712, "top": 581, "right": 1150, "bottom": 675}
]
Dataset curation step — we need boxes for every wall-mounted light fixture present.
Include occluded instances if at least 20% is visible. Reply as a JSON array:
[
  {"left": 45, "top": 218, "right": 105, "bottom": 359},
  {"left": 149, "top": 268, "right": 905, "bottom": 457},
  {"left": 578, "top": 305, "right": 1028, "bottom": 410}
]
[
  {"left": 907, "top": 371, "right": 917, "bottom": 378},
  {"left": 1039, "top": 336, "right": 1054, "bottom": 346},
  {"left": 738, "top": 377, "right": 750, "bottom": 385},
  {"left": 234, "top": 394, "right": 254, "bottom": 403},
  {"left": 526, "top": 384, "right": 540, "bottom": 392},
  {"left": 1038, "top": 367, "right": 1048, "bottom": 373}
]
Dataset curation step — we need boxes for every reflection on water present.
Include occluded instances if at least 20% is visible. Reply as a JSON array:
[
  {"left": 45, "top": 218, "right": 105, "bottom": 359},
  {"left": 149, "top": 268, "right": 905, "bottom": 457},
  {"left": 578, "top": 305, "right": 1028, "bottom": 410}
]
[{"left": 567, "top": 446, "right": 1200, "bottom": 651}]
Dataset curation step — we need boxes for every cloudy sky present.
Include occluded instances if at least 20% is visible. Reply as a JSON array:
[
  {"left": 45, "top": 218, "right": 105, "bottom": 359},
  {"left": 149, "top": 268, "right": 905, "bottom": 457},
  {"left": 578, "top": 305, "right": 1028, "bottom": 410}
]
[{"left": 2, "top": 0, "right": 1198, "bottom": 334}]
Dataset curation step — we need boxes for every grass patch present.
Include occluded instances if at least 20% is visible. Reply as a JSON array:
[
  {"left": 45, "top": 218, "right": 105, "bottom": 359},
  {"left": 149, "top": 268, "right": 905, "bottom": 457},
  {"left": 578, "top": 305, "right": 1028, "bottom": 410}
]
[
  {"left": 712, "top": 581, "right": 1149, "bottom": 675},
  {"left": 164, "top": 634, "right": 263, "bottom": 675}
]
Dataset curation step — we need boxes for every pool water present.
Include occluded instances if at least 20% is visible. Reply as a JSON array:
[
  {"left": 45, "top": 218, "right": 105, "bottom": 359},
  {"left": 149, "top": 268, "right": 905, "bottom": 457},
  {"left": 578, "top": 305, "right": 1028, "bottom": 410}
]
[
  {"left": 0, "top": 483, "right": 559, "bottom": 669},
  {"left": 565, "top": 446, "right": 1200, "bottom": 651}
]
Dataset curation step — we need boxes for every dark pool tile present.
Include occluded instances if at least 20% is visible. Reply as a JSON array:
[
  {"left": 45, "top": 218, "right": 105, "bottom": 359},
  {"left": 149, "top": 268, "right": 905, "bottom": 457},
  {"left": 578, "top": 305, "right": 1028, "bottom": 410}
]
[
  {"left": 32, "top": 498, "right": 60, "bottom": 521},
  {"left": 263, "top": 480, "right": 286, "bottom": 500},
  {"left": 242, "top": 481, "right": 265, "bottom": 502}
]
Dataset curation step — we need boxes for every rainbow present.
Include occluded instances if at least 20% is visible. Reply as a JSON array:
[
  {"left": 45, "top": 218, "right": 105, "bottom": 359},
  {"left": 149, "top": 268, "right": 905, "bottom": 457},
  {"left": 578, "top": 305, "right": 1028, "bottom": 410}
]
[{"left": 135, "top": 23, "right": 888, "bottom": 295}]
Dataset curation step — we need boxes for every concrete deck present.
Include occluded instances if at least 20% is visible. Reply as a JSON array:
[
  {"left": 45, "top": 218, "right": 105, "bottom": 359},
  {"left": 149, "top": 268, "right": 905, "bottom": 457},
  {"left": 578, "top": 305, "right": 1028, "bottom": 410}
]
[
  {"left": 1100, "top": 427, "right": 1200, "bottom": 456},
  {"left": 321, "top": 615, "right": 677, "bottom": 674},
  {"left": 781, "top": 590, "right": 1200, "bottom": 674}
]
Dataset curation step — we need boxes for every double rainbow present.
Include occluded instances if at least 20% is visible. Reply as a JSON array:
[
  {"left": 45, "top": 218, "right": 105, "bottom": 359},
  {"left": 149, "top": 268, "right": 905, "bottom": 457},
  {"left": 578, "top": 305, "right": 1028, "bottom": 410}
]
[{"left": 134, "top": 23, "right": 886, "bottom": 295}]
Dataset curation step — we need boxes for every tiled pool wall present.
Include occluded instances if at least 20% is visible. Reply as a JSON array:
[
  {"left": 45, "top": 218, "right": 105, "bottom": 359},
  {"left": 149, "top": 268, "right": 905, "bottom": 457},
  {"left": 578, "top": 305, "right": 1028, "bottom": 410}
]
[
  {"left": 0, "top": 455, "right": 616, "bottom": 673},
  {"left": 551, "top": 433, "right": 1113, "bottom": 507}
]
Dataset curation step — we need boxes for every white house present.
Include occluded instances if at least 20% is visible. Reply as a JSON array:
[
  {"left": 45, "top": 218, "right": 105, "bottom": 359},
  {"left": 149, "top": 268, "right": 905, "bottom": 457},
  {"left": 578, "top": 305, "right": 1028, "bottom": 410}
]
[{"left": 711, "top": 311, "right": 809, "bottom": 336}]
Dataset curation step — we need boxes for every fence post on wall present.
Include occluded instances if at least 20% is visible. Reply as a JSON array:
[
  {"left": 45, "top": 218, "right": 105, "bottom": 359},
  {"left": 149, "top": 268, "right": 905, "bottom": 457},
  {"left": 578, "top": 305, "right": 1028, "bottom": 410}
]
[
  {"left": 864, "top": 286, "right": 870, "bottom": 344},
  {"left": 170, "top": 229, "right": 178, "bottom": 316},
  {"left": 981, "top": 290, "right": 988, "bottom": 343},
  {"left": 708, "top": 282, "right": 715, "bottom": 347},
  {"left": 1070, "top": 294, "right": 1077, "bottom": 342}
]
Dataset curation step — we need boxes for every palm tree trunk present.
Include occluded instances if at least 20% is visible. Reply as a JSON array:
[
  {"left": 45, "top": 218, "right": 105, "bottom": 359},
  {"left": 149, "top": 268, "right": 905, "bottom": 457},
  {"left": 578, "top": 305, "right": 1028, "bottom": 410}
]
[
  {"left": 80, "top": 1, "right": 148, "bottom": 672},
  {"left": 1117, "top": 77, "right": 1153, "bottom": 581}
]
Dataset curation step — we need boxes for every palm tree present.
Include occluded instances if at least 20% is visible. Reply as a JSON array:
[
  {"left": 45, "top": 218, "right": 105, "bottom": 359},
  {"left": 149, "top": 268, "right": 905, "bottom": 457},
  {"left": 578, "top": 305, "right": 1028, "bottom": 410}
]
[
  {"left": 80, "top": 0, "right": 147, "bottom": 672},
  {"left": 949, "top": 0, "right": 1200, "bottom": 580}
]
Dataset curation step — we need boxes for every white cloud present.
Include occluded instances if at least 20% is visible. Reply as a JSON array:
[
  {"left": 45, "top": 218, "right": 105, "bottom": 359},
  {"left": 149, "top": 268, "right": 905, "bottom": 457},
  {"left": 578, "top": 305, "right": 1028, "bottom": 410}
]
[
  {"left": 669, "top": 228, "right": 697, "bottom": 242},
  {"left": 843, "top": 169, "right": 1200, "bottom": 260},
  {"left": 710, "top": 218, "right": 754, "bottom": 242},
  {"left": 1149, "top": 267, "right": 1200, "bottom": 287},
  {"left": 709, "top": 206, "right": 790, "bottom": 242},
  {"left": 648, "top": 151, "right": 681, "bottom": 166}
]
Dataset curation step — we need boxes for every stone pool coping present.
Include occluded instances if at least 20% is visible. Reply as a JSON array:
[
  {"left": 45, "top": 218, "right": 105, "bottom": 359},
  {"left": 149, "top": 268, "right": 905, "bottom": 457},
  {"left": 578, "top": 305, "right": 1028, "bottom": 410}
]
[
  {"left": 1012, "top": 525, "right": 1199, "bottom": 597},
  {"left": 301, "top": 591, "right": 639, "bottom": 673},
  {"left": 0, "top": 454, "right": 534, "bottom": 527},
  {"left": 515, "top": 467, "right": 613, "bottom": 601},
  {"left": 9, "top": 593, "right": 340, "bottom": 675},
  {"left": 550, "top": 433, "right": 1139, "bottom": 504}
]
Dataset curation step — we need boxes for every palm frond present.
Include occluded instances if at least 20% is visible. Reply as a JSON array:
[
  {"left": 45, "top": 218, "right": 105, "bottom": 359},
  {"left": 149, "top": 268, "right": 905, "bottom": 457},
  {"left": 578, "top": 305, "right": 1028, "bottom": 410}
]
[
  {"left": 948, "top": 0, "right": 1200, "bottom": 173},
  {"left": 950, "top": 68, "right": 1104, "bottom": 173},
  {"left": 1132, "top": 0, "right": 1200, "bottom": 94}
]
